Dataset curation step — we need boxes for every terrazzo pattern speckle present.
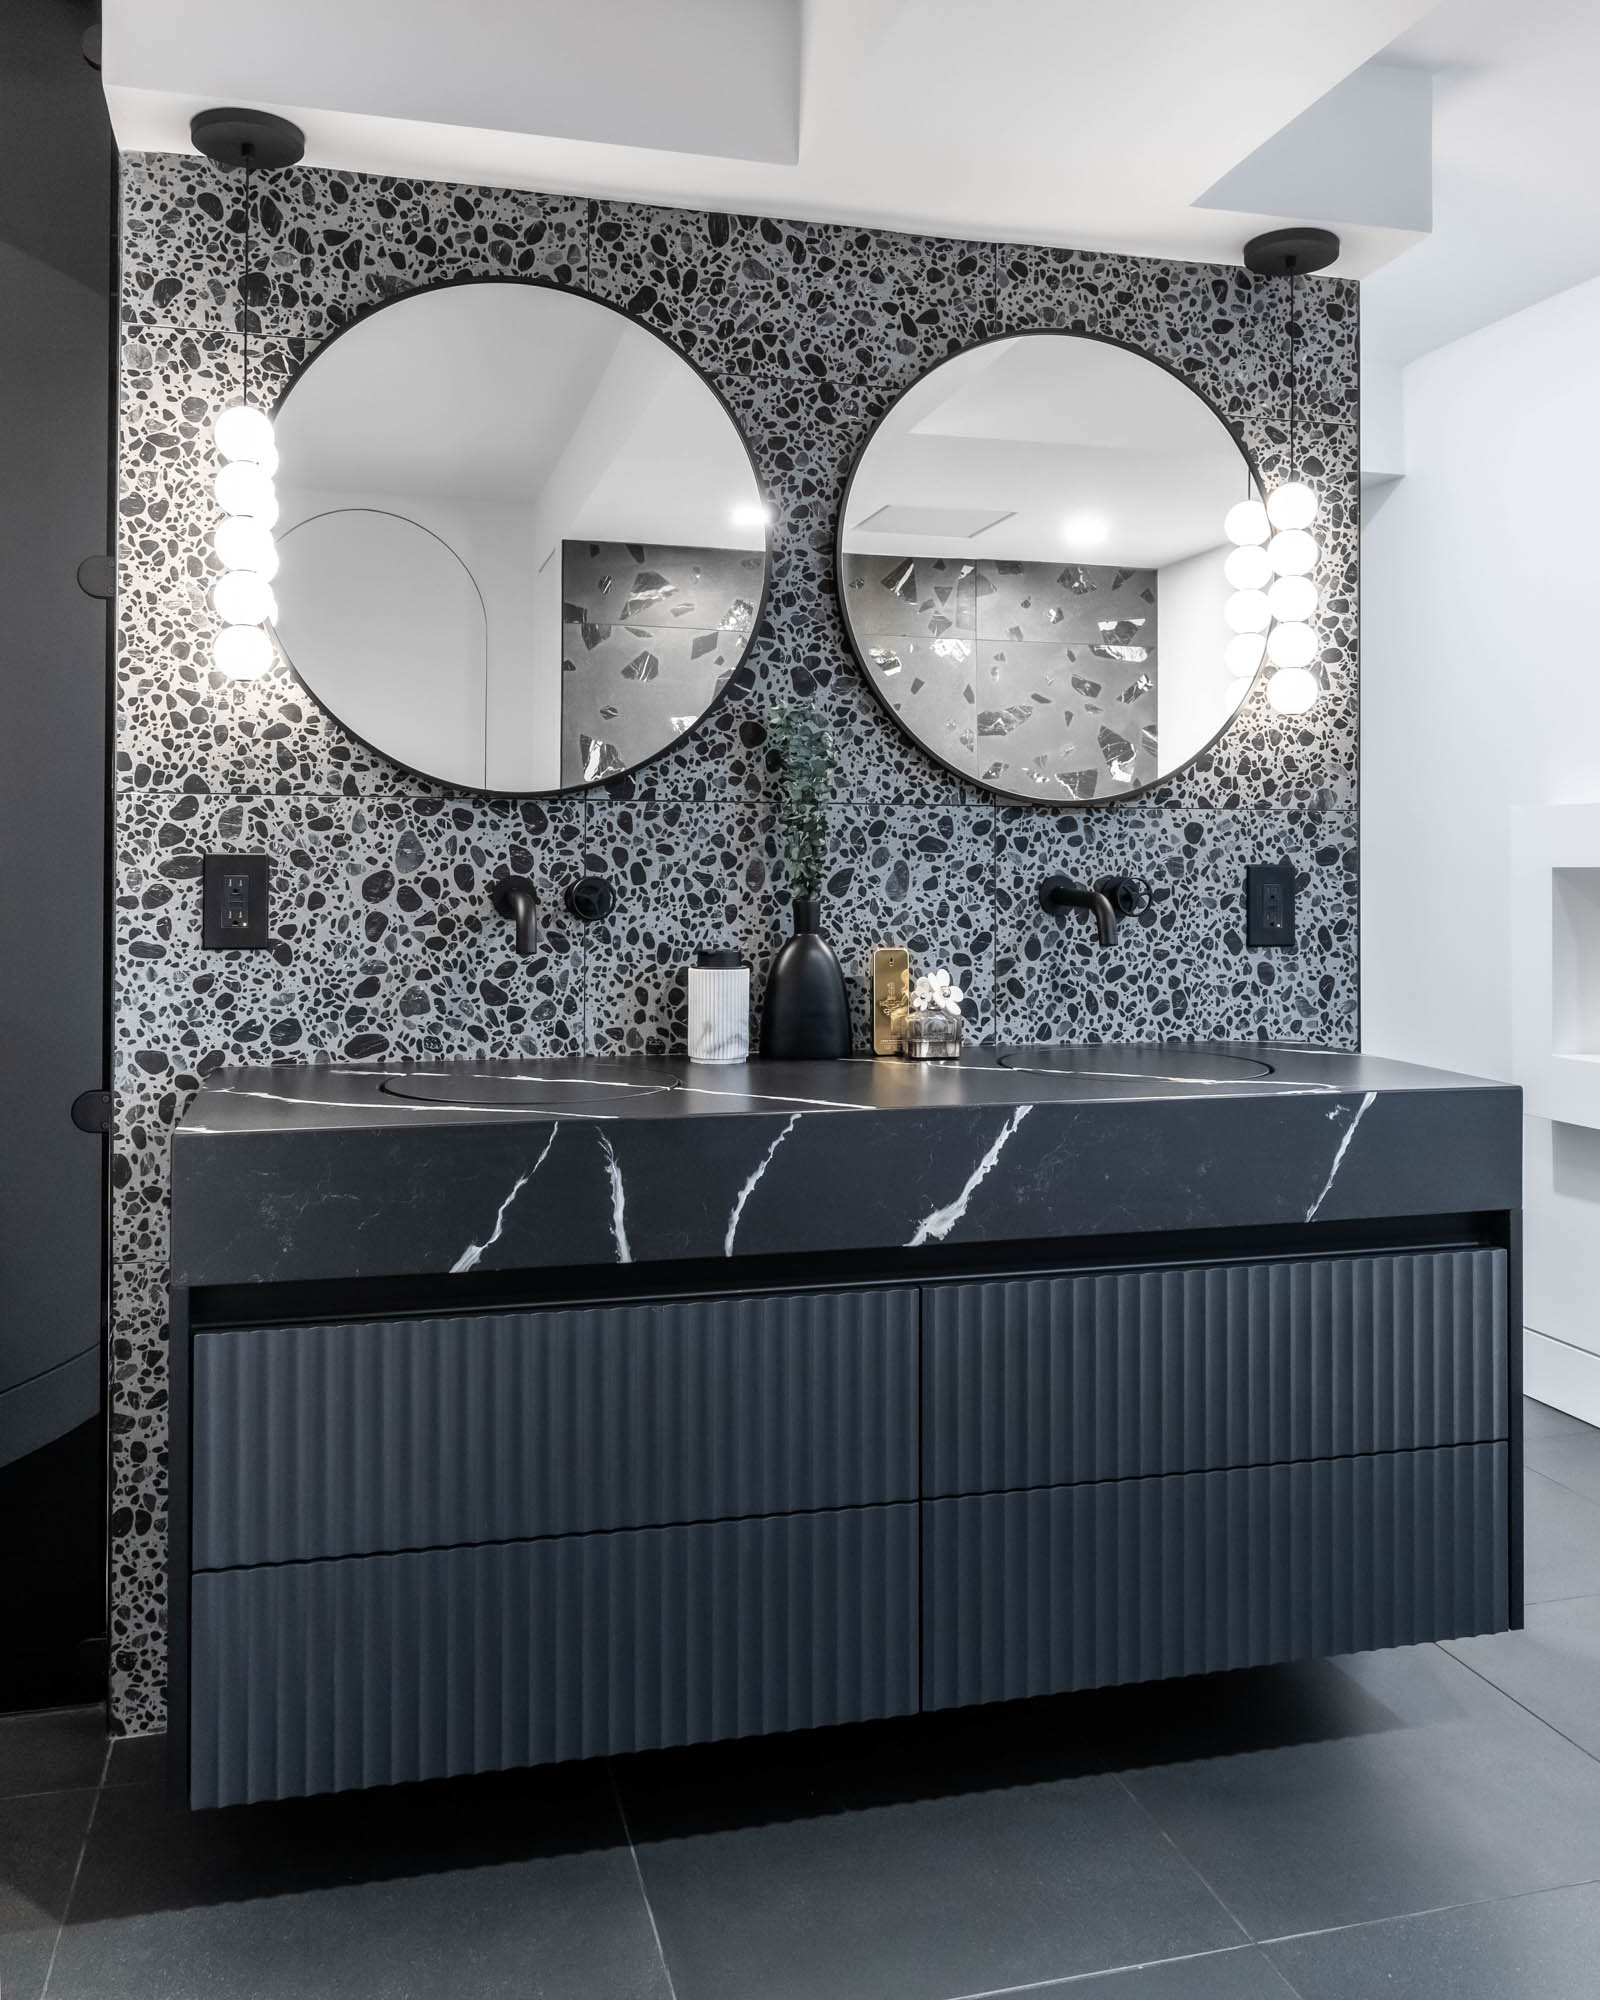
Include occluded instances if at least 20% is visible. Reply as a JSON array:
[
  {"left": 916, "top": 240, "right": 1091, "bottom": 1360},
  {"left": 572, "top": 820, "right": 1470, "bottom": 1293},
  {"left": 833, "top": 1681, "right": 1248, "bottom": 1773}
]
[{"left": 111, "top": 153, "right": 1359, "bottom": 1734}]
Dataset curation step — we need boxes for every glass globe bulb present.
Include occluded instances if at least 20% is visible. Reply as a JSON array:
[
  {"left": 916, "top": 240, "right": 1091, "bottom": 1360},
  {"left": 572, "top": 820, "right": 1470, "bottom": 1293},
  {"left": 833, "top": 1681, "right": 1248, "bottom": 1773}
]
[
  {"left": 213, "top": 517, "right": 279, "bottom": 578},
  {"left": 1225, "top": 632, "right": 1266, "bottom": 678},
  {"left": 1224, "top": 589, "right": 1271, "bottom": 635},
  {"left": 212, "top": 623, "right": 275, "bottom": 679},
  {"left": 1266, "top": 665, "right": 1319, "bottom": 716},
  {"left": 211, "top": 570, "right": 278, "bottom": 626},
  {"left": 214, "top": 461, "right": 279, "bottom": 523},
  {"left": 1265, "top": 620, "right": 1317, "bottom": 669},
  {"left": 214, "top": 403, "right": 276, "bottom": 464},
  {"left": 1267, "top": 528, "right": 1318, "bottom": 577},
  {"left": 1224, "top": 499, "right": 1270, "bottom": 547},
  {"left": 1266, "top": 481, "right": 1318, "bottom": 531},
  {"left": 1224, "top": 544, "right": 1273, "bottom": 592},
  {"left": 1266, "top": 573, "right": 1317, "bottom": 623}
]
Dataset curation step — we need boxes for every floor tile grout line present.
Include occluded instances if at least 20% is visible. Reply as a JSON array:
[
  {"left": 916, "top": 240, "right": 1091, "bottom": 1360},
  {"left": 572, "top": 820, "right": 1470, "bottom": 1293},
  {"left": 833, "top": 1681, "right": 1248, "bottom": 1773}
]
[
  {"left": 1108, "top": 1767, "right": 1258, "bottom": 1946},
  {"left": 937, "top": 1941, "right": 1296, "bottom": 2000},
  {"left": 606, "top": 1761, "right": 680, "bottom": 2000},
  {"left": 1254, "top": 1870, "right": 1600, "bottom": 1950},
  {"left": 38, "top": 1782, "right": 103, "bottom": 2000},
  {"left": 1434, "top": 1638, "right": 1600, "bottom": 1773},
  {"left": 0, "top": 1782, "right": 105, "bottom": 1809}
]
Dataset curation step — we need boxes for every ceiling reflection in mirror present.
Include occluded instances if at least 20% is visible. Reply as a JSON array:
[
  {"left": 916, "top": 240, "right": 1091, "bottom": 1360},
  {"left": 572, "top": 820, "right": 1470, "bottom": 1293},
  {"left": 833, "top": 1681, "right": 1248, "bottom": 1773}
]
[
  {"left": 837, "top": 334, "right": 1257, "bottom": 804},
  {"left": 272, "top": 282, "right": 768, "bottom": 793}
]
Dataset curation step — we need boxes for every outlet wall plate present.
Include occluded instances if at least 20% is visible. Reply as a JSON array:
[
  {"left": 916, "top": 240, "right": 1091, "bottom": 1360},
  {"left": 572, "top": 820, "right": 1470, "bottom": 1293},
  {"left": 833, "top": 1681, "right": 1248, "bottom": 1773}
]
[
  {"left": 203, "top": 854, "right": 270, "bottom": 950},
  {"left": 1246, "top": 863, "right": 1296, "bottom": 949}
]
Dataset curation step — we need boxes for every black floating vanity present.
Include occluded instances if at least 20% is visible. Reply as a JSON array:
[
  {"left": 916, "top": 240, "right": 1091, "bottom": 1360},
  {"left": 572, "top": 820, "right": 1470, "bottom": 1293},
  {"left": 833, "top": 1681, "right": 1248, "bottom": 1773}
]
[{"left": 166, "top": 1045, "right": 1523, "bottom": 1808}]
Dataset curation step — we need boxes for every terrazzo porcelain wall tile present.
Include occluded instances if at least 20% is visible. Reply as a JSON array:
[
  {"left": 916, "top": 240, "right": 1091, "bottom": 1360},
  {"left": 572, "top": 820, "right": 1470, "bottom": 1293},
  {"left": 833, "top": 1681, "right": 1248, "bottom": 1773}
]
[
  {"left": 121, "top": 157, "right": 398, "bottom": 339},
  {"left": 370, "top": 179, "right": 585, "bottom": 289},
  {"left": 992, "top": 804, "right": 1358, "bottom": 1046},
  {"left": 580, "top": 799, "right": 788, "bottom": 1053},
  {"left": 820, "top": 804, "right": 997, "bottom": 1046},
  {"left": 108, "top": 152, "right": 1358, "bottom": 1732}
]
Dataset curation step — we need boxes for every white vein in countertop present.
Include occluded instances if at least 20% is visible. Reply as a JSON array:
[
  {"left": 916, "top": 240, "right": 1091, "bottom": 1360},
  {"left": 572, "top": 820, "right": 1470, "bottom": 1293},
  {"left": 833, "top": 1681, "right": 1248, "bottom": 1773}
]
[{"left": 907, "top": 1106, "right": 1033, "bottom": 1248}]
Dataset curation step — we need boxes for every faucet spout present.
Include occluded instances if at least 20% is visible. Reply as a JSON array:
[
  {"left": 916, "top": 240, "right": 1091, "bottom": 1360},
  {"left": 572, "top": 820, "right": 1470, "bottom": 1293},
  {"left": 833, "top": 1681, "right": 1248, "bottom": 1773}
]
[
  {"left": 1038, "top": 874, "right": 1119, "bottom": 946},
  {"left": 491, "top": 876, "right": 539, "bottom": 957}
]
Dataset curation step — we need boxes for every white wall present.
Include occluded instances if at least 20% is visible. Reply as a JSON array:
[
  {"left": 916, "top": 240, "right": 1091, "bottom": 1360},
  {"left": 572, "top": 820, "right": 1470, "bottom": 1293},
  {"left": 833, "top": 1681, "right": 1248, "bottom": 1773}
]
[{"left": 1362, "top": 271, "right": 1600, "bottom": 1419}]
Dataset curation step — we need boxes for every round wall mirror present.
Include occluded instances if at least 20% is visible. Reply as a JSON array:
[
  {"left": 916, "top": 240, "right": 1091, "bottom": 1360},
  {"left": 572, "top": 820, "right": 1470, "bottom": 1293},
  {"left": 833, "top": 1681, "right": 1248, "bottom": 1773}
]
[
  {"left": 272, "top": 280, "right": 770, "bottom": 793},
  {"left": 837, "top": 333, "right": 1260, "bottom": 804}
]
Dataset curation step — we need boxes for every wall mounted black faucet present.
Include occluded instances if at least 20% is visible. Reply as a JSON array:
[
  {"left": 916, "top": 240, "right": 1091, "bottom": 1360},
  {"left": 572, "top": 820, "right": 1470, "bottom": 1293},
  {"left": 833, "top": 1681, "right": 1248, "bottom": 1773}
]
[
  {"left": 1038, "top": 875, "right": 1119, "bottom": 946},
  {"left": 490, "top": 877, "right": 539, "bottom": 956}
]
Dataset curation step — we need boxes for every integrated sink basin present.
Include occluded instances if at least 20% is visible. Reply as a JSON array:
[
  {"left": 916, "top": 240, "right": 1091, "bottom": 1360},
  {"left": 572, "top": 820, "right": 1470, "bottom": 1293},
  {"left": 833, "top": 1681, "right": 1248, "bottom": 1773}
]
[
  {"left": 380, "top": 1062, "right": 681, "bottom": 1110},
  {"left": 996, "top": 1046, "right": 1276, "bottom": 1082}
]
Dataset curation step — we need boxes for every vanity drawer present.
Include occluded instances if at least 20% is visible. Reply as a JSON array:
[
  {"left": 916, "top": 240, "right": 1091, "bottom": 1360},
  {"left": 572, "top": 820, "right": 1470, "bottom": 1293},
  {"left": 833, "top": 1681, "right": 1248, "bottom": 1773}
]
[
  {"left": 922, "top": 1248, "right": 1507, "bottom": 1496},
  {"left": 922, "top": 1441, "right": 1509, "bottom": 1710},
  {"left": 192, "top": 1287, "right": 919, "bottom": 1568},
  {"left": 188, "top": 1502, "right": 920, "bottom": 1807}
]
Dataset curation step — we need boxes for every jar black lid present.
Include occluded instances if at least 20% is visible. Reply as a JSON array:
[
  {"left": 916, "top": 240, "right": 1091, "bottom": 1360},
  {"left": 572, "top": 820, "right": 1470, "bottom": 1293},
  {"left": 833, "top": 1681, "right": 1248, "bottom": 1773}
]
[{"left": 695, "top": 949, "right": 746, "bottom": 970}]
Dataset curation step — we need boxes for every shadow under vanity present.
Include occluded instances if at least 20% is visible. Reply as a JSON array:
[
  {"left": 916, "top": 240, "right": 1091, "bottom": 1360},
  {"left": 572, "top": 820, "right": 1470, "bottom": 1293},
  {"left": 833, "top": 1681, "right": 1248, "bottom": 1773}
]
[{"left": 166, "top": 1047, "right": 1521, "bottom": 1808}]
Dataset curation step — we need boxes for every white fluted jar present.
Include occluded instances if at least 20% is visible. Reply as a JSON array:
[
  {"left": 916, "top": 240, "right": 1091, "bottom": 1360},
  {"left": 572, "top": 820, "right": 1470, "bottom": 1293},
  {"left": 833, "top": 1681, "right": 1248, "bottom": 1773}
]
[{"left": 687, "top": 950, "right": 751, "bottom": 1063}]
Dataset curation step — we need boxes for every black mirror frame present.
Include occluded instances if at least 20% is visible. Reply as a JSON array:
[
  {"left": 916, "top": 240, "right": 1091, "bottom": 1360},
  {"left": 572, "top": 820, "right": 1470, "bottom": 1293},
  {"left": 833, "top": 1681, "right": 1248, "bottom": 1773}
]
[
  {"left": 833, "top": 325, "right": 1269, "bottom": 809},
  {"left": 265, "top": 273, "right": 775, "bottom": 800}
]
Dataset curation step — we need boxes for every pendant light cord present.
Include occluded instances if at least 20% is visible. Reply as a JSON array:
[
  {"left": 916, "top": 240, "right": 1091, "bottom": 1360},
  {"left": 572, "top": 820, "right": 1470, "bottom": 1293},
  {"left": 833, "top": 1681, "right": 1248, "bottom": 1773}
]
[
  {"left": 241, "top": 145, "right": 254, "bottom": 409},
  {"left": 1287, "top": 267, "right": 1297, "bottom": 477}
]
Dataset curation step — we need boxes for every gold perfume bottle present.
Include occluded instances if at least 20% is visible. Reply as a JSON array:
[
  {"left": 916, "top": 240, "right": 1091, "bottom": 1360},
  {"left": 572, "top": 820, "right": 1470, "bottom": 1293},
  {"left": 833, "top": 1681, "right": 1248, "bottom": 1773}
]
[{"left": 870, "top": 947, "right": 911, "bottom": 1056}]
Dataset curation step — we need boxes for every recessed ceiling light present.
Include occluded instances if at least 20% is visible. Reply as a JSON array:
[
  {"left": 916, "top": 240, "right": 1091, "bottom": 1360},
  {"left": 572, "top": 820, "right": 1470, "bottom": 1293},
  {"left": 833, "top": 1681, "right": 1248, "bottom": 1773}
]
[
  {"left": 1062, "top": 513, "right": 1109, "bottom": 548},
  {"left": 730, "top": 501, "right": 773, "bottom": 528}
]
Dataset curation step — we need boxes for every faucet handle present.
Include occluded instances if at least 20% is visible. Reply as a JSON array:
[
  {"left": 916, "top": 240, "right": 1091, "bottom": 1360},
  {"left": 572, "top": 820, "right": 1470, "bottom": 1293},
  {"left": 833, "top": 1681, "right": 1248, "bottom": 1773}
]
[
  {"left": 563, "top": 876, "right": 616, "bottom": 924},
  {"left": 1094, "top": 874, "right": 1151, "bottom": 918}
]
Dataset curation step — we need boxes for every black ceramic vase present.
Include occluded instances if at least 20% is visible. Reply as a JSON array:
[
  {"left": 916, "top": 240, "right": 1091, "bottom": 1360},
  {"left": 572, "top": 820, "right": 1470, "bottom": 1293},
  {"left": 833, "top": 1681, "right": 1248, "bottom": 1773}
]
[{"left": 760, "top": 897, "right": 851, "bottom": 1059}]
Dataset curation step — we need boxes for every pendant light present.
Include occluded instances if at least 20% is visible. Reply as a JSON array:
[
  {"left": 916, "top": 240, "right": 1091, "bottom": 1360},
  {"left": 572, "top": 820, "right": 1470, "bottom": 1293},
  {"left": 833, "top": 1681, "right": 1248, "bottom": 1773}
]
[
  {"left": 190, "top": 109, "right": 306, "bottom": 679},
  {"left": 1224, "top": 225, "right": 1341, "bottom": 718}
]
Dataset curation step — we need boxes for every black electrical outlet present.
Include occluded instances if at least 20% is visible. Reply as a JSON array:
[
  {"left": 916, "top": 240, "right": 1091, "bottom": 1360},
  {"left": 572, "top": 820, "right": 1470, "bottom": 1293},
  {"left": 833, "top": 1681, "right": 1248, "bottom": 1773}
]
[
  {"left": 202, "top": 854, "right": 269, "bottom": 950},
  {"left": 1245, "top": 863, "right": 1296, "bottom": 948}
]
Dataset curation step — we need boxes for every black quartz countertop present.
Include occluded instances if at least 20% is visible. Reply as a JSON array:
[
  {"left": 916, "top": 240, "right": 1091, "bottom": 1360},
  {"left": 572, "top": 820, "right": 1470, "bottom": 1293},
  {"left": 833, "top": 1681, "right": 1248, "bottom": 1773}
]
[
  {"left": 177, "top": 1045, "right": 1507, "bottom": 1134},
  {"left": 169, "top": 1046, "right": 1522, "bottom": 1291}
]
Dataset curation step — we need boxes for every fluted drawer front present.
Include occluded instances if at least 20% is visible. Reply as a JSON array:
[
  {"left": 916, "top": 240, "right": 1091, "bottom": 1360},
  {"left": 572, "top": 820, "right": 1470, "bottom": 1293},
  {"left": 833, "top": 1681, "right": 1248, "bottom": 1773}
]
[
  {"left": 923, "top": 1442, "right": 1509, "bottom": 1711},
  {"left": 923, "top": 1249, "right": 1507, "bottom": 1496},
  {"left": 193, "top": 1287, "right": 918, "bottom": 1568},
  {"left": 189, "top": 1503, "right": 919, "bottom": 1807}
]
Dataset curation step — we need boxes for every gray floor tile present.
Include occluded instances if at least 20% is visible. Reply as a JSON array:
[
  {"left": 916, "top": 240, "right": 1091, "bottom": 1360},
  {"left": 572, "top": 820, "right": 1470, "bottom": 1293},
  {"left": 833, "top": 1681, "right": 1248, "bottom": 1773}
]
[
  {"left": 1121, "top": 1642, "right": 1600, "bottom": 1940},
  {"left": 0, "top": 1786, "right": 97, "bottom": 2000},
  {"left": 0, "top": 1708, "right": 105, "bottom": 1801},
  {"left": 1523, "top": 1399, "right": 1598, "bottom": 1445},
  {"left": 976, "top": 1944, "right": 1299, "bottom": 1997},
  {"left": 616, "top": 1719, "right": 1246, "bottom": 2000},
  {"left": 1445, "top": 1595, "right": 1600, "bottom": 1757},
  {"left": 1526, "top": 1433, "right": 1600, "bottom": 1504},
  {"left": 45, "top": 1762, "right": 670, "bottom": 2000},
  {"left": 1524, "top": 1470, "right": 1600, "bottom": 1605},
  {"left": 1265, "top": 1881, "right": 1600, "bottom": 1999}
]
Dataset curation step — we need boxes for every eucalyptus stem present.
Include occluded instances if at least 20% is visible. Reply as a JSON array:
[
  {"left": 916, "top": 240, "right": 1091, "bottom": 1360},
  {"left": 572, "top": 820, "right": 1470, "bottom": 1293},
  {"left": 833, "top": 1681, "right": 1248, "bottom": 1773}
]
[{"left": 768, "top": 703, "right": 836, "bottom": 902}]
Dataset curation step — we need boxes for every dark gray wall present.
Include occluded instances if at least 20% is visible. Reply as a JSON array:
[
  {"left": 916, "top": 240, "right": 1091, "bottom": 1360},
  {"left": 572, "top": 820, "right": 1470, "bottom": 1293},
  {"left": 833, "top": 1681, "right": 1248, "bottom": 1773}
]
[
  {"left": 110, "top": 158, "right": 1359, "bottom": 1733},
  {"left": 0, "top": 0, "right": 111, "bottom": 1706}
]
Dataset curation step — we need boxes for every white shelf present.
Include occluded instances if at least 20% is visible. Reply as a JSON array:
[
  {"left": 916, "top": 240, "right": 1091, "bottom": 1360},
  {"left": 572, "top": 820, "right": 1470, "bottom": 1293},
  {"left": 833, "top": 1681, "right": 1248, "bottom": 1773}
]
[{"left": 1512, "top": 805, "right": 1600, "bottom": 1129}]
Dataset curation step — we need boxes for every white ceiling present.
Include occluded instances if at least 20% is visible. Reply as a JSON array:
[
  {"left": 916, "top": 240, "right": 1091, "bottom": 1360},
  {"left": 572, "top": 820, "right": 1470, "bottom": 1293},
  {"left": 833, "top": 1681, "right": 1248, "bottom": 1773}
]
[
  {"left": 1364, "top": 0, "right": 1600, "bottom": 370},
  {"left": 104, "top": 0, "right": 1435, "bottom": 276}
]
